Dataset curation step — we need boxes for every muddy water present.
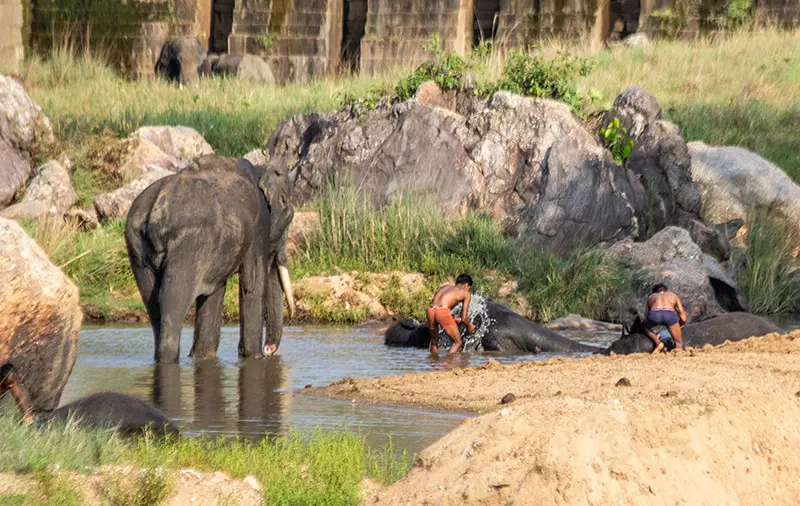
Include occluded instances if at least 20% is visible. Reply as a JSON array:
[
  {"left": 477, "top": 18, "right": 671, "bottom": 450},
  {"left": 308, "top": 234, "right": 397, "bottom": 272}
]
[{"left": 60, "top": 325, "right": 612, "bottom": 455}]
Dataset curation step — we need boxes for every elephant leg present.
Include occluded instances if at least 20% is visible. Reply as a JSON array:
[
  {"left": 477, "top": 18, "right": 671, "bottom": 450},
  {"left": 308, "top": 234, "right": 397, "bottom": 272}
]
[
  {"left": 190, "top": 284, "right": 226, "bottom": 360},
  {"left": 132, "top": 266, "right": 162, "bottom": 349},
  {"left": 238, "top": 251, "right": 264, "bottom": 358},
  {"left": 156, "top": 263, "right": 199, "bottom": 363}
]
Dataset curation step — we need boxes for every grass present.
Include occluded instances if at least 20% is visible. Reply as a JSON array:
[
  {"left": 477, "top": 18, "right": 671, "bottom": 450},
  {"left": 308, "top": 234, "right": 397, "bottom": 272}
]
[
  {"left": 734, "top": 209, "right": 800, "bottom": 314},
  {"left": 0, "top": 410, "right": 412, "bottom": 506}
]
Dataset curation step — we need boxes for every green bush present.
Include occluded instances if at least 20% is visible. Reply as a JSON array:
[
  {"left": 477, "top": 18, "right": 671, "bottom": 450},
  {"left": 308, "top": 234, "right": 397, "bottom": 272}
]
[{"left": 599, "top": 117, "right": 635, "bottom": 166}]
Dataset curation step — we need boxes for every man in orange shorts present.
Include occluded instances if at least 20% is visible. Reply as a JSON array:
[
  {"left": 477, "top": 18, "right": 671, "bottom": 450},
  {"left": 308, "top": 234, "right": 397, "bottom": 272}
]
[{"left": 426, "top": 274, "right": 477, "bottom": 355}]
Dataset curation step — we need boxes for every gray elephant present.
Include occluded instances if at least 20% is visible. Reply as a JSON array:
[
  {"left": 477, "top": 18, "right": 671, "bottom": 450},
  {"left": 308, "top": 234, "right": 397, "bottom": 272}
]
[
  {"left": 125, "top": 155, "right": 295, "bottom": 363},
  {"left": 154, "top": 36, "right": 211, "bottom": 87},
  {"left": 1, "top": 363, "right": 178, "bottom": 437},
  {"left": 607, "top": 312, "right": 782, "bottom": 354},
  {"left": 385, "top": 297, "right": 603, "bottom": 354}
]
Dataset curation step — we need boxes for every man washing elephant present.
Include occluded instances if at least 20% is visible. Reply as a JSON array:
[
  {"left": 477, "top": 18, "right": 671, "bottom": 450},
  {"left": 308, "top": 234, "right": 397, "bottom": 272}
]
[
  {"left": 645, "top": 284, "right": 687, "bottom": 354},
  {"left": 427, "top": 274, "right": 478, "bottom": 355}
]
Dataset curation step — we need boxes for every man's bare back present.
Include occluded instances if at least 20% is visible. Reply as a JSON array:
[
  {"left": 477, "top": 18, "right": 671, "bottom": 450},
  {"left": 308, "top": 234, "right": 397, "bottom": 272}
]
[{"left": 427, "top": 274, "right": 476, "bottom": 355}]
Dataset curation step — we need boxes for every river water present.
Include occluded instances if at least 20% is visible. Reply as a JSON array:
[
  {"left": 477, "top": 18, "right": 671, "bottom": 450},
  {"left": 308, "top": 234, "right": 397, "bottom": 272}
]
[{"left": 59, "top": 316, "right": 799, "bottom": 456}]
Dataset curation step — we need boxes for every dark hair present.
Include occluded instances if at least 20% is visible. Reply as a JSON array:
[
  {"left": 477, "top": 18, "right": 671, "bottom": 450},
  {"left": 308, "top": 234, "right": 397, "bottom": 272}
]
[
  {"left": 0, "top": 363, "right": 16, "bottom": 384},
  {"left": 456, "top": 274, "right": 473, "bottom": 287},
  {"left": 652, "top": 284, "right": 668, "bottom": 293}
]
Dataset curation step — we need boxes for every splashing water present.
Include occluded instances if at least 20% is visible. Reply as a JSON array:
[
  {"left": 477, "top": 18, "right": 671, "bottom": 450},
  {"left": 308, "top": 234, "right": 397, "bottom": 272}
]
[{"left": 438, "top": 294, "right": 495, "bottom": 351}]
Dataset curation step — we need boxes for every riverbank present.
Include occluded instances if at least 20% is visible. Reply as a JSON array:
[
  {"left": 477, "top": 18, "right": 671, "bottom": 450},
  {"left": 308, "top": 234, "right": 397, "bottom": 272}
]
[{"left": 308, "top": 330, "right": 800, "bottom": 504}]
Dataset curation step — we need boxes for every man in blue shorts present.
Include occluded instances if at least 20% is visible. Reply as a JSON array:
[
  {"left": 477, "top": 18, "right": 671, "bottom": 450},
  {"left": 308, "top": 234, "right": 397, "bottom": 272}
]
[{"left": 645, "top": 284, "right": 687, "bottom": 354}]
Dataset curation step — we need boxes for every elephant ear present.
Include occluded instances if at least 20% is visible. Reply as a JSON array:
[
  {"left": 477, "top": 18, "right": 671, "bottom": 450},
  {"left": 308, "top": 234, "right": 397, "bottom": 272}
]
[{"left": 258, "top": 169, "right": 280, "bottom": 209}]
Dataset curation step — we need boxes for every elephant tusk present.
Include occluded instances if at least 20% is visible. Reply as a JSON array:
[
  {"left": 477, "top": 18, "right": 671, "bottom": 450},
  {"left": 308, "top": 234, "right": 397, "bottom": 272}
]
[{"left": 278, "top": 265, "right": 295, "bottom": 319}]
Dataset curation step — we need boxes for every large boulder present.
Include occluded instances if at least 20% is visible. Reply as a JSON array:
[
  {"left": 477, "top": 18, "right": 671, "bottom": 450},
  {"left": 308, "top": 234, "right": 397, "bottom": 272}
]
[
  {"left": 0, "top": 218, "right": 80, "bottom": 410},
  {"left": 20, "top": 160, "right": 77, "bottom": 216},
  {"left": 266, "top": 90, "right": 651, "bottom": 255},
  {"left": 212, "top": 54, "right": 276, "bottom": 85},
  {"left": 608, "top": 226, "right": 747, "bottom": 322},
  {"left": 0, "top": 75, "right": 54, "bottom": 208},
  {"left": 154, "top": 37, "right": 210, "bottom": 87},
  {"left": 108, "top": 138, "right": 182, "bottom": 183},
  {"left": 0, "top": 200, "right": 49, "bottom": 221},
  {"left": 688, "top": 141, "right": 800, "bottom": 242},
  {"left": 129, "top": 126, "right": 214, "bottom": 165},
  {"left": 93, "top": 168, "right": 173, "bottom": 221}
]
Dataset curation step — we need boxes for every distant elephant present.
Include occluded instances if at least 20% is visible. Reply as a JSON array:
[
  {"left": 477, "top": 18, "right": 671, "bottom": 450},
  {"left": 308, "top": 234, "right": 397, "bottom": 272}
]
[
  {"left": 1, "top": 363, "right": 177, "bottom": 436},
  {"left": 385, "top": 298, "right": 604, "bottom": 354},
  {"left": 607, "top": 312, "right": 782, "bottom": 354},
  {"left": 154, "top": 36, "right": 211, "bottom": 87},
  {"left": 125, "top": 155, "right": 295, "bottom": 363}
]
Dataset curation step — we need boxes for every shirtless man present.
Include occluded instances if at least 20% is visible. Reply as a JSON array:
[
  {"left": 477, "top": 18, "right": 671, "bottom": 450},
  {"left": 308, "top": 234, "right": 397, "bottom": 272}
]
[
  {"left": 427, "top": 274, "right": 477, "bottom": 355},
  {"left": 645, "top": 284, "right": 687, "bottom": 354},
  {"left": 0, "top": 363, "right": 35, "bottom": 423}
]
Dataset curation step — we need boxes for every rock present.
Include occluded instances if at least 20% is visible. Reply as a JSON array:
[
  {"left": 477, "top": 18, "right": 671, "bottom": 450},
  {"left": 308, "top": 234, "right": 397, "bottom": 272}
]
[
  {"left": 602, "top": 86, "right": 661, "bottom": 140},
  {"left": 242, "top": 148, "right": 267, "bottom": 167},
  {"left": 701, "top": 254, "right": 749, "bottom": 313},
  {"left": 130, "top": 126, "right": 214, "bottom": 164},
  {"left": 607, "top": 226, "right": 743, "bottom": 321},
  {"left": 93, "top": 168, "right": 173, "bottom": 221},
  {"left": 414, "top": 80, "right": 452, "bottom": 110},
  {"left": 112, "top": 138, "right": 182, "bottom": 182},
  {"left": 674, "top": 215, "right": 731, "bottom": 262},
  {"left": 0, "top": 200, "right": 49, "bottom": 221},
  {"left": 213, "top": 54, "right": 275, "bottom": 85},
  {"left": 615, "top": 377, "right": 631, "bottom": 387},
  {"left": 546, "top": 314, "right": 623, "bottom": 332},
  {"left": 0, "top": 218, "right": 81, "bottom": 410},
  {"left": 286, "top": 211, "right": 320, "bottom": 256},
  {"left": 68, "top": 208, "right": 99, "bottom": 230},
  {"left": 500, "top": 393, "right": 516, "bottom": 404},
  {"left": 688, "top": 142, "right": 800, "bottom": 243},
  {"left": 268, "top": 92, "right": 651, "bottom": 255},
  {"left": 0, "top": 74, "right": 54, "bottom": 208},
  {"left": 21, "top": 160, "right": 77, "bottom": 215},
  {"left": 715, "top": 218, "right": 745, "bottom": 241},
  {"left": 154, "top": 37, "right": 210, "bottom": 87},
  {"left": 623, "top": 33, "right": 650, "bottom": 48}
]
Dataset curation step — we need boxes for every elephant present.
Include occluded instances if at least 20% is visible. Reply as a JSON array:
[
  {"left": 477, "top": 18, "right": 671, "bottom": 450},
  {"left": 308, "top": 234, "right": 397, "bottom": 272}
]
[
  {"left": 125, "top": 155, "right": 295, "bottom": 363},
  {"left": 385, "top": 297, "right": 604, "bottom": 354},
  {"left": 154, "top": 36, "right": 211, "bottom": 87},
  {"left": 607, "top": 312, "right": 782, "bottom": 354},
  {"left": 1, "top": 363, "right": 177, "bottom": 436}
]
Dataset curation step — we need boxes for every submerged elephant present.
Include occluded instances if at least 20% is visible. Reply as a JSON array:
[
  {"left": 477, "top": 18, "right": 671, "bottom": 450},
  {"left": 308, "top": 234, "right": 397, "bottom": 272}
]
[
  {"left": 385, "top": 297, "right": 604, "bottom": 354},
  {"left": 1, "top": 363, "right": 178, "bottom": 436},
  {"left": 607, "top": 312, "right": 782, "bottom": 354},
  {"left": 125, "top": 155, "right": 295, "bottom": 363}
]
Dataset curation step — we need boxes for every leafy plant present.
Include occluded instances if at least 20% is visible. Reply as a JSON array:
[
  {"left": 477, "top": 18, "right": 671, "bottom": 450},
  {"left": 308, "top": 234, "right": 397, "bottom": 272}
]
[
  {"left": 257, "top": 30, "right": 278, "bottom": 53},
  {"left": 599, "top": 117, "right": 634, "bottom": 166}
]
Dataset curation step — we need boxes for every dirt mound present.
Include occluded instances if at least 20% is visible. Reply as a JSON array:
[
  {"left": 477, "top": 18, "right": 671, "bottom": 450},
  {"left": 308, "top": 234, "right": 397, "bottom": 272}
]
[{"left": 311, "top": 331, "right": 800, "bottom": 505}]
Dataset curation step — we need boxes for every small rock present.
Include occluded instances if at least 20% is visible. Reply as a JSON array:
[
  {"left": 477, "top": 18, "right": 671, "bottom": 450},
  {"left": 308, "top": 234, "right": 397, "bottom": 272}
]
[
  {"left": 795, "top": 391, "right": 800, "bottom": 398},
  {"left": 615, "top": 377, "right": 632, "bottom": 387},
  {"left": 304, "top": 384, "right": 312, "bottom": 389},
  {"left": 243, "top": 475, "right": 262, "bottom": 491},
  {"left": 68, "top": 208, "right": 99, "bottom": 230},
  {"left": 500, "top": 393, "right": 516, "bottom": 404},
  {"left": 662, "top": 390, "right": 679, "bottom": 398}
]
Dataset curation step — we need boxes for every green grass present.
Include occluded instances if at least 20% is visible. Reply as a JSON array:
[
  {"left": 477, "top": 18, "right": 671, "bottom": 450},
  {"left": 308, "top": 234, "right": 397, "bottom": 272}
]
[
  {"left": 734, "top": 209, "right": 800, "bottom": 314},
  {"left": 0, "top": 410, "right": 412, "bottom": 506}
]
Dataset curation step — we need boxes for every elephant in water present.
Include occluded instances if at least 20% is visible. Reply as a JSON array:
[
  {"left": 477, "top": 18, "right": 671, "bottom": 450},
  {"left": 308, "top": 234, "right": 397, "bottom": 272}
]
[
  {"left": 385, "top": 297, "right": 604, "bottom": 354},
  {"left": 607, "top": 312, "right": 782, "bottom": 354},
  {"left": 1, "top": 363, "right": 178, "bottom": 436},
  {"left": 125, "top": 155, "right": 295, "bottom": 363}
]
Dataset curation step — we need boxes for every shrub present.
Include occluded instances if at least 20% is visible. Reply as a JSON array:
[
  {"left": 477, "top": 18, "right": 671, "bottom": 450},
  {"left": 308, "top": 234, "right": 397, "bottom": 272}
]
[{"left": 599, "top": 117, "right": 635, "bottom": 166}]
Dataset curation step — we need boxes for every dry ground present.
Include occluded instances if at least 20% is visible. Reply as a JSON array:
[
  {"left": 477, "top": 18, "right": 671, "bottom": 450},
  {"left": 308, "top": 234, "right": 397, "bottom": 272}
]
[{"left": 310, "top": 331, "right": 800, "bottom": 505}]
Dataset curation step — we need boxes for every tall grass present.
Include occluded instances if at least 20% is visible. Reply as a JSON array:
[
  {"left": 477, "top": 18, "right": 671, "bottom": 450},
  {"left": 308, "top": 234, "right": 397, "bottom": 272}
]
[
  {"left": 735, "top": 209, "right": 800, "bottom": 314},
  {"left": 0, "top": 410, "right": 412, "bottom": 506},
  {"left": 294, "top": 183, "right": 631, "bottom": 322}
]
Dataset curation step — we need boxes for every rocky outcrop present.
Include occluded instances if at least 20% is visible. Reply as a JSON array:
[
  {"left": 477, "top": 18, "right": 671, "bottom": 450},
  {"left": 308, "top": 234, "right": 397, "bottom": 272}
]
[
  {"left": 286, "top": 211, "right": 320, "bottom": 256},
  {"left": 130, "top": 126, "right": 214, "bottom": 165},
  {"left": 20, "top": 160, "right": 77, "bottom": 215},
  {"left": 266, "top": 89, "right": 658, "bottom": 255},
  {"left": 94, "top": 168, "right": 173, "bottom": 221},
  {"left": 154, "top": 37, "right": 210, "bottom": 87},
  {"left": 0, "top": 74, "right": 54, "bottom": 208},
  {"left": 212, "top": 54, "right": 276, "bottom": 85},
  {"left": 688, "top": 141, "right": 800, "bottom": 242},
  {"left": 608, "top": 226, "right": 747, "bottom": 322},
  {"left": 0, "top": 218, "right": 80, "bottom": 410}
]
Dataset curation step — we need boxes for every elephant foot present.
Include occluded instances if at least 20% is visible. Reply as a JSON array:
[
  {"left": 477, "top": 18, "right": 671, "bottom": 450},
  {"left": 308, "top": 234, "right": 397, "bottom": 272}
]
[{"left": 263, "top": 344, "right": 277, "bottom": 357}]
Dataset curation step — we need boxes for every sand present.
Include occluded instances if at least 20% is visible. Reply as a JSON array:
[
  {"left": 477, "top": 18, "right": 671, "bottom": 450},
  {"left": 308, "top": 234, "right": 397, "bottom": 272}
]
[{"left": 310, "top": 330, "right": 800, "bottom": 505}]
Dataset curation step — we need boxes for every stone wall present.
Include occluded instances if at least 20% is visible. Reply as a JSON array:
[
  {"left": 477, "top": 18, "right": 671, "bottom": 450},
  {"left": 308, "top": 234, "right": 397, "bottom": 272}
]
[
  {"left": 229, "top": 0, "right": 344, "bottom": 84},
  {"left": 0, "top": 0, "right": 24, "bottom": 74}
]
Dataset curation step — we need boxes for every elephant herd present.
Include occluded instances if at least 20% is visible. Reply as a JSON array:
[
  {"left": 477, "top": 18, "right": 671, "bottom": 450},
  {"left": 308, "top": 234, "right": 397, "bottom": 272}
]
[{"left": 1, "top": 153, "right": 785, "bottom": 437}]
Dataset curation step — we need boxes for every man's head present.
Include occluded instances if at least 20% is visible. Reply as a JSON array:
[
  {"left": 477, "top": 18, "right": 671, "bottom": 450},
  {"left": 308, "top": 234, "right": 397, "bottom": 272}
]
[
  {"left": 456, "top": 273, "right": 473, "bottom": 290},
  {"left": 0, "top": 363, "right": 18, "bottom": 394},
  {"left": 652, "top": 283, "right": 668, "bottom": 294}
]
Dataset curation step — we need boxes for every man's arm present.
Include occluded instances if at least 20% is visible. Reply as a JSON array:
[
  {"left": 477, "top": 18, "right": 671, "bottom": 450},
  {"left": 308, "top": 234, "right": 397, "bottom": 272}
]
[
  {"left": 11, "top": 383, "right": 35, "bottom": 423},
  {"left": 461, "top": 291, "right": 476, "bottom": 333},
  {"left": 675, "top": 297, "right": 687, "bottom": 325}
]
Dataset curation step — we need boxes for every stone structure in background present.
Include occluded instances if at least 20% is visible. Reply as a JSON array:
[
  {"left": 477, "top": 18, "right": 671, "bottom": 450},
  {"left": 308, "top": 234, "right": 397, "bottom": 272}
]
[
  {"left": 22, "top": 0, "right": 800, "bottom": 83},
  {"left": 0, "top": 0, "right": 24, "bottom": 74}
]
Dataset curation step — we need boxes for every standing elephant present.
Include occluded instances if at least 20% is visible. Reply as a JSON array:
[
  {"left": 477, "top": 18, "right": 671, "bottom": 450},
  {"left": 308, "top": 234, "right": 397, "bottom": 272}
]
[{"left": 125, "top": 155, "right": 295, "bottom": 363}]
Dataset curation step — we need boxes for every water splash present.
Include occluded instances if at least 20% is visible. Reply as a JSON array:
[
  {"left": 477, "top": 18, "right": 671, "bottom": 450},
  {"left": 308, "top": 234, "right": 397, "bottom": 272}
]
[{"left": 438, "top": 294, "right": 495, "bottom": 351}]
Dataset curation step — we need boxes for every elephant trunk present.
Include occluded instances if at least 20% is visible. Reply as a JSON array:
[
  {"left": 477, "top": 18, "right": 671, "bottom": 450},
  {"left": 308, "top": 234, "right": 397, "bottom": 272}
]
[{"left": 278, "top": 265, "right": 295, "bottom": 319}]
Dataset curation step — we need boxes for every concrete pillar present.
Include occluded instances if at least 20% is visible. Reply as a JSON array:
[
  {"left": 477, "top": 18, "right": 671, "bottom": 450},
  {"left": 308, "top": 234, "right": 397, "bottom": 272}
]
[{"left": 0, "top": 0, "right": 24, "bottom": 74}]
